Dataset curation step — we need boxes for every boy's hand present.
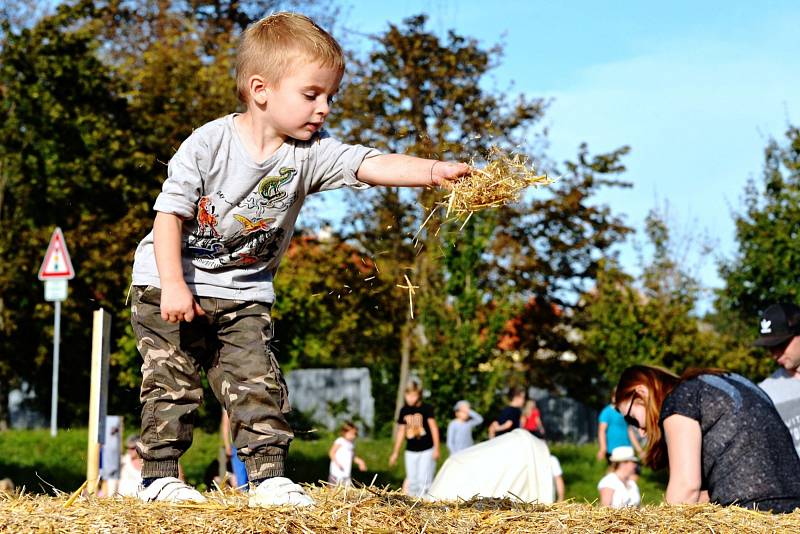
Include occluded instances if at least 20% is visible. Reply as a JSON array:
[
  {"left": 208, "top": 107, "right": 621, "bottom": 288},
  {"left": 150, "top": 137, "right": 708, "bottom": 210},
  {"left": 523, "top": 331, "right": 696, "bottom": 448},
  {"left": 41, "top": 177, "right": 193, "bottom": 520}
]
[
  {"left": 160, "top": 281, "right": 206, "bottom": 323},
  {"left": 431, "top": 161, "right": 471, "bottom": 189}
]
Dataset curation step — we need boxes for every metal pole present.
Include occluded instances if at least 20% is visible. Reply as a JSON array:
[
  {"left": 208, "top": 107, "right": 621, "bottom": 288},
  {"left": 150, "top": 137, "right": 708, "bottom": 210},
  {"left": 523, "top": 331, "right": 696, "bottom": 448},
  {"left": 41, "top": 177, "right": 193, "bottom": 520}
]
[{"left": 50, "top": 300, "right": 61, "bottom": 437}]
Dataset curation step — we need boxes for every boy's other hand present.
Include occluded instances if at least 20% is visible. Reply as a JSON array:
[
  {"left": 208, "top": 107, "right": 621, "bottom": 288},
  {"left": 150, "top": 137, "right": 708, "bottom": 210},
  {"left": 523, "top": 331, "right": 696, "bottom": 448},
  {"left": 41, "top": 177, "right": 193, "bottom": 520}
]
[
  {"left": 160, "top": 282, "right": 206, "bottom": 323},
  {"left": 431, "top": 161, "right": 471, "bottom": 189}
]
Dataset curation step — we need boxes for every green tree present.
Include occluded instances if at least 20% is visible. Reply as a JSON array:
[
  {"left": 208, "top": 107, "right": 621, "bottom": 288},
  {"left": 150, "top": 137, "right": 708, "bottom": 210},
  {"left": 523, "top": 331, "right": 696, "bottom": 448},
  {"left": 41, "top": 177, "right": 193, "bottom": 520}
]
[
  {"left": 0, "top": 0, "right": 328, "bottom": 428},
  {"left": 581, "top": 209, "right": 753, "bottom": 391},
  {"left": 488, "top": 144, "right": 633, "bottom": 405},
  {"left": 712, "top": 126, "right": 800, "bottom": 382},
  {"left": 0, "top": 0, "right": 147, "bottom": 425},
  {"left": 319, "top": 15, "right": 632, "bottom": 421},
  {"left": 716, "top": 127, "right": 800, "bottom": 323}
]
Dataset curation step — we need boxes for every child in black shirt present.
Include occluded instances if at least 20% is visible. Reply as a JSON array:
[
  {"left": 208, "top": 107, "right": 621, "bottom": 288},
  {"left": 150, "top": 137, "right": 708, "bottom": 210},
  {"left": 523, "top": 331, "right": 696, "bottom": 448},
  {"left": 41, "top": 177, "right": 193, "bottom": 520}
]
[{"left": 389, "top": 382, "right": 440, "bottom": 496}]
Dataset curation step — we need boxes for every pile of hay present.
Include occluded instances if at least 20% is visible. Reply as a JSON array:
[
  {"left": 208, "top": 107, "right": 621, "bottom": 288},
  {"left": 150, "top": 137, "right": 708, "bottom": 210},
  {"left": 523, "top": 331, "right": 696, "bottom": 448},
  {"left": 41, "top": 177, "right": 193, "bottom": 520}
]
[
  {"left": 2, "top": 485, "right": 799, "bottom": 533},
  {"left": 445, "top": 147, "right": 553, "bottom": 220}
]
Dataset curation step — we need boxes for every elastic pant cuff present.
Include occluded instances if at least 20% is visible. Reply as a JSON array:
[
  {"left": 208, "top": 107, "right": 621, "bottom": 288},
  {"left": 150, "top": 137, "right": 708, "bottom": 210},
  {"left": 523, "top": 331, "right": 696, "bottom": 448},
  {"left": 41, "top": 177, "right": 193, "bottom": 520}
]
[
  {"left": 141, "top": 459, "right": 180, "bottom": 479},
  {"left": 246, "top": 454, "right": 285, "bottom": 481}
]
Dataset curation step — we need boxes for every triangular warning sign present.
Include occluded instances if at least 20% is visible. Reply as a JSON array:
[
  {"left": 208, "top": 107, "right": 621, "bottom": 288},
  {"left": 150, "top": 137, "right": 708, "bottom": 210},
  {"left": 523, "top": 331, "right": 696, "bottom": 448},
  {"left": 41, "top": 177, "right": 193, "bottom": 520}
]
[{"left": 38, "top": 227, "right": 75, "bottom": 280}]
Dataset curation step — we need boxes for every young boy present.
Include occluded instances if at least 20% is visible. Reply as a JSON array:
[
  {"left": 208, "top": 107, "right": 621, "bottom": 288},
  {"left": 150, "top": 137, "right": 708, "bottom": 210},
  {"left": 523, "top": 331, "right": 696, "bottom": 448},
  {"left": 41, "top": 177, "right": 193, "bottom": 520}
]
[
  {"left": 389, "top": 382, "right": 440, "bottom": 497},
  {"left": 446, "top": 399, "right": 483, "bottom": 454},
  {"left": 129, "top": 12, "right": 469, "bottom": 506},
  {"left": 328, "top": 421, "right": 367, "bottom": 486}
]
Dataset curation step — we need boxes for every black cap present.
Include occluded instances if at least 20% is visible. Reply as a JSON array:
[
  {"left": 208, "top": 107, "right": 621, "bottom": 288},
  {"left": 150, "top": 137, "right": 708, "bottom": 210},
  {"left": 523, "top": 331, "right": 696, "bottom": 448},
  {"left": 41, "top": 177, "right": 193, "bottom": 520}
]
[{"left": 754, "top": 303, "right": 800, "bottom": 348}]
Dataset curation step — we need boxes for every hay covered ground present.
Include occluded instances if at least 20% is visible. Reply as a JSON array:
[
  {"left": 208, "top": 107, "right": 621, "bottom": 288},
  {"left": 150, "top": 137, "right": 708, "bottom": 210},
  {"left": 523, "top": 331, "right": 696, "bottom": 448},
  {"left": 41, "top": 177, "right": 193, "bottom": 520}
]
[{"left": 2, "top": 486, "right": 800, "bottom": 534}]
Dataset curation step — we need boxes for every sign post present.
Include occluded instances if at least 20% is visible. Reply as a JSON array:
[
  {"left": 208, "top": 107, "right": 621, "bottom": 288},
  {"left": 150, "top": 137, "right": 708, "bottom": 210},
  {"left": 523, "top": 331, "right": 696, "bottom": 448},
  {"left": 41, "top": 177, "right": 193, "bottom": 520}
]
[{"left": 38, "top": 227, "right": 75, "bottom": 437}]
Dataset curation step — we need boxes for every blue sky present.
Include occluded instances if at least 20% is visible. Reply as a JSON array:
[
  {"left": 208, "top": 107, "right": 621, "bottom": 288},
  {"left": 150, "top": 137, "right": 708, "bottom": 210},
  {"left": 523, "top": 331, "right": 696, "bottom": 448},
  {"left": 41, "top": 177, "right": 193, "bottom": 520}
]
[{"left": 326, "top": 0, "right": 800, "bottom": 303}]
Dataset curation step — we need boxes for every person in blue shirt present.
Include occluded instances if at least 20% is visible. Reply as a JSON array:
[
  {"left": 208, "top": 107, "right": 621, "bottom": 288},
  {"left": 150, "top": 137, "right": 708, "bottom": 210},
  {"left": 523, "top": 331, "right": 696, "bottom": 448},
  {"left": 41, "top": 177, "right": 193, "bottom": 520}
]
[{"left": 597, "top": 387, "right": 642, "bottom": 462}]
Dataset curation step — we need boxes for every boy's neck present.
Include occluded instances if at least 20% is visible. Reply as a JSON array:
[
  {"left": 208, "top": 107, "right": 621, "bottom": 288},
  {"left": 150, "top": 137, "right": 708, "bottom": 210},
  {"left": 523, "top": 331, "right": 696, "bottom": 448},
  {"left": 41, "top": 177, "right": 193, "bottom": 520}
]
[{"left": 234, "top": 111, "right": 286, "bottom": 162}]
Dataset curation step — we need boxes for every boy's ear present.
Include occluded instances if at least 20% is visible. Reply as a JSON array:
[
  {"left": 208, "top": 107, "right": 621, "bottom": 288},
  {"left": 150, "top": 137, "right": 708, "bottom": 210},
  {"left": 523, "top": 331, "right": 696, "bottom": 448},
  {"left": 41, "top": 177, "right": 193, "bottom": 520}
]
[{"left": 247, "top": 74, "right": 270, "bottom": 106}]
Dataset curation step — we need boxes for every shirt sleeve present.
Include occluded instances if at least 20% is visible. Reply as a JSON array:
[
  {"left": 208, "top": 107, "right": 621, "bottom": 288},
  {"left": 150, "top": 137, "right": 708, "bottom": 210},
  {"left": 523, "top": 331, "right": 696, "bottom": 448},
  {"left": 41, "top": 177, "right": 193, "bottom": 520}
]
[
  {"left": 396, "top": 407, "right": 407, "bottom": 425},
  {"left": 468, "top": 410, "right": 484, "bottom": 427},
  {"left": 597, "top": 473, "right": 615, "bottom": 491},
  {"left": 425, "top": 403, "right": 435, "bottom": 419},
  {"left": 307, "top": 132, "right": 382, "bottom": 194},
  {"left": 550, "top": 456, "right": 563, "bottom": 477},
  {"left": 153, "top": 131, "right": 208, "bottom": 218},
  {"left": 598, "top": 405, "right": 612, "bottom": 425},
  {"left": 660, "top": 379, "right": 703, "bottom": 424}
]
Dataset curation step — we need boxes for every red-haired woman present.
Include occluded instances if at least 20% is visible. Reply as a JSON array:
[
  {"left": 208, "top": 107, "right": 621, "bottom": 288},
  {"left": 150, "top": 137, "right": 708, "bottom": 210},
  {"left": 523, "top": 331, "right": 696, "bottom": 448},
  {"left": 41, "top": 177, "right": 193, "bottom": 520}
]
[{"left": 615, "top": 365, "right": 800, "bottom": 513}]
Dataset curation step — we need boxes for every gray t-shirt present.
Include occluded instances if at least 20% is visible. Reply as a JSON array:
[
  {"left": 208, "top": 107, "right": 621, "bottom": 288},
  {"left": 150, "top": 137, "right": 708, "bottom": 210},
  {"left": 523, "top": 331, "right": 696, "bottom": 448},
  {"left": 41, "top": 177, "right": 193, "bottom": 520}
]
[
  {"left": 446, "top": 410, "right": 484, "bottom": 454},
  {"left": 760, "top": 368, "right": 800, "bottom": 458},
  {"left": 132, "top": 114, "right": 380, "bottom": 302},
  {"left": 660, "top": 373, "right": 800, "bottom": 513}
]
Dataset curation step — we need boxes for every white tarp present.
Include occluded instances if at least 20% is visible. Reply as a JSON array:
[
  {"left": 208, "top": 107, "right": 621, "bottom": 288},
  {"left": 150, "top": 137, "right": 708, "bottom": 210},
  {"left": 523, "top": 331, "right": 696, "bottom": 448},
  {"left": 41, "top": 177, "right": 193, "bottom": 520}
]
[{"left": 427, "top": 429, "right": 555, "bottom": 503}]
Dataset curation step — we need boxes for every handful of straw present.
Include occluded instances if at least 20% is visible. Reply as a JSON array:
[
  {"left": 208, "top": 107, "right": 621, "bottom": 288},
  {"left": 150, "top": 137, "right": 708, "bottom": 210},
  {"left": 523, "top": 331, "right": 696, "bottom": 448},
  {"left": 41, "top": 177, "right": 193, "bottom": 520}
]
[{"left": 445, "top": 146, "right": 553, "bottom": 219}]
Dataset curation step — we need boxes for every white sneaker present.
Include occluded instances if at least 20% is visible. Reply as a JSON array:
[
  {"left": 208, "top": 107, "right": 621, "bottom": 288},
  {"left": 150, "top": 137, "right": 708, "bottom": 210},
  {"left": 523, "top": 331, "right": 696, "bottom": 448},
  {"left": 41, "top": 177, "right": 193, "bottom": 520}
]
[
  {"left": 137, "top": 477, "right": 207, "bottom": 503},
  {"left": 248, "top": 477, "right": 314, "bottom": 507}
]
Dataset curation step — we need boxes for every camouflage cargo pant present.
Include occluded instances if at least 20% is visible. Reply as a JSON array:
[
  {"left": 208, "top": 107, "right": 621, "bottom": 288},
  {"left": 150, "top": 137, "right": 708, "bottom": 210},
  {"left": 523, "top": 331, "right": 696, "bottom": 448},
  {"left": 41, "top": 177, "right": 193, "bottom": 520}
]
[{"left": 130, "top": 285, "right": 292, "bottom": 482}]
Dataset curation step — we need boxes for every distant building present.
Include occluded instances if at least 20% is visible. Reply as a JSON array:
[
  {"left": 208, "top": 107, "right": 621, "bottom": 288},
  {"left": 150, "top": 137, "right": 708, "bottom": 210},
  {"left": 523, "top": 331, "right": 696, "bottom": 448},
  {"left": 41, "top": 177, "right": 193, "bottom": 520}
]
[{"left": 286, "top": 367, "right": 375, "bottom": 435}]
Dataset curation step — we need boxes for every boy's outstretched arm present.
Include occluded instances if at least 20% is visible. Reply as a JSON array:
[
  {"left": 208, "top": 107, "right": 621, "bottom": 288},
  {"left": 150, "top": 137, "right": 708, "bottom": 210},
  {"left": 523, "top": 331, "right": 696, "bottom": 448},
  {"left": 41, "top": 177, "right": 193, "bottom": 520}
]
[
  {"left": 153, "top": 211, "right": 205, "bottom": 323},
  {"left": 357, "top": 154, "right": 470, "bottom": 188}
]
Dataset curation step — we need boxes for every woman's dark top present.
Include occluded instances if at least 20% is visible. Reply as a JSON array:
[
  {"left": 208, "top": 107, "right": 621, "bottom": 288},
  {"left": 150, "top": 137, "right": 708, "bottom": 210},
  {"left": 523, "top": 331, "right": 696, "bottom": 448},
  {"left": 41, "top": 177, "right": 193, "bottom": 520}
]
[{"left": 660, "top": 373, "right": 800, "bottom": 513}]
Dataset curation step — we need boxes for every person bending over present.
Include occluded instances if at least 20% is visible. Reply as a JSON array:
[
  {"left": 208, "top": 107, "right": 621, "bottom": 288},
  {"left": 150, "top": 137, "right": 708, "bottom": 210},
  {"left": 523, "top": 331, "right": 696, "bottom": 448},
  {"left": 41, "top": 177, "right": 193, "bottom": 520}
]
[{"left": 615, "top": 365, "right": 800, "bottom": 513}]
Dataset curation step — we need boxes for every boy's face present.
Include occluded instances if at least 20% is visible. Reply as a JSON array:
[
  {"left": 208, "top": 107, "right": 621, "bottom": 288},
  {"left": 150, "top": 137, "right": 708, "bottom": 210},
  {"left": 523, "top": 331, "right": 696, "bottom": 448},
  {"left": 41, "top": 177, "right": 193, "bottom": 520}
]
[
  {"left": 263, "top": 57, "right": 342, "bottom": 141},
  {"left": 455, "top": 405, "right": 470, "bottom": 420}
]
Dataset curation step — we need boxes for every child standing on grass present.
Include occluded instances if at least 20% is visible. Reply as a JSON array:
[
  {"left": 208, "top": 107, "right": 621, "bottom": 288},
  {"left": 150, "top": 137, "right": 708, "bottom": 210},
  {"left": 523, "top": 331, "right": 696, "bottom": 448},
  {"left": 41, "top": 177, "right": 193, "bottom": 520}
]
[
  {"left": 328, "top": 421, "right": 367, "bottom": 487},
  {"left": 446, "top": 400, "right": 483, "bottom": 455},
  {"left": 129, "top": 12, "right": 469, "bottom": 506},
  {"left": 389, "top": 382, "right": 440, "bottom": 497}
]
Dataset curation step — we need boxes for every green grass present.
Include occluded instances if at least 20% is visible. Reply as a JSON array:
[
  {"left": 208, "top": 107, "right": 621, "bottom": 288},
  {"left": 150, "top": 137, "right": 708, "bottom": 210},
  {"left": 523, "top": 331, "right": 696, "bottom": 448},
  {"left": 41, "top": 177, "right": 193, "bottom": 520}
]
[{"left": 0, "top": 428, "right": 666, "bottom": 503}]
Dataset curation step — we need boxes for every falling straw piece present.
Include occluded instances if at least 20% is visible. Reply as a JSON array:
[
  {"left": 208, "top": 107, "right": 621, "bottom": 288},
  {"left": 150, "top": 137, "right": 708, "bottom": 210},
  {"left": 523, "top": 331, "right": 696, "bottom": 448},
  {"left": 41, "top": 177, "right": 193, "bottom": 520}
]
[{"left": 396, "top": 274, "right": 419, "bottom": 319}]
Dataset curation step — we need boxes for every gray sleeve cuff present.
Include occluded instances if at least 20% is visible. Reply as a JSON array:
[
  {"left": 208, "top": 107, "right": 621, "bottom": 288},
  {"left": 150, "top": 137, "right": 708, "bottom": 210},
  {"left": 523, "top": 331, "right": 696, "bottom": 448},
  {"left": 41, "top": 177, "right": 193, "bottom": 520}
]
[
  {"left": 153, "top": 193, "right": 196, "bottom": 218},
  {"left": 341, "top": 148, "right": 382, "bottom": 190}
]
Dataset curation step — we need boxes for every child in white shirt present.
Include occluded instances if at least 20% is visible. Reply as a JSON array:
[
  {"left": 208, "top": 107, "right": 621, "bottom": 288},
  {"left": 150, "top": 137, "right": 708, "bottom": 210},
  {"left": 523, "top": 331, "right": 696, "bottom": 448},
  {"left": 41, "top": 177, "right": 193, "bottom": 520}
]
[
  {"left": 597, "top": 446, "right": 641, "bottom": 508},
  {"left": 329, "top": 421, "right": 367, "bottom": 486}
]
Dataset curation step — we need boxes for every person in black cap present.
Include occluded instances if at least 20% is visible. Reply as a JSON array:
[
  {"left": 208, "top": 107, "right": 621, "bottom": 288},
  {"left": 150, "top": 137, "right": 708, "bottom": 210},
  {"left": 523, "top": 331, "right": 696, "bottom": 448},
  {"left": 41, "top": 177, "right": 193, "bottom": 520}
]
[{"left": 755, "top": 303, "right": 800, "bottom": 458}]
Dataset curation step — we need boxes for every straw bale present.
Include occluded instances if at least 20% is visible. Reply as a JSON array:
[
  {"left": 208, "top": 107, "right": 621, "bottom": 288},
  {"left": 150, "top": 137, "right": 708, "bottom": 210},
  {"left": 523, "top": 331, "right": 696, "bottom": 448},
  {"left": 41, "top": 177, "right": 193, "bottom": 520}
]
[{"left": 2, "top": 485, "right": 799, "bottom": 533}]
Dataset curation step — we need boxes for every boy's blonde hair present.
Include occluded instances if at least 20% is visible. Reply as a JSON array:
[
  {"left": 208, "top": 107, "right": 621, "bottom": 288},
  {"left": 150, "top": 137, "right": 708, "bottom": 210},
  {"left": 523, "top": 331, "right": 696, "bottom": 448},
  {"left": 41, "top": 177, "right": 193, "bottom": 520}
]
[{"left": 236, "top": 12, "right": 345, "bottom": 103}]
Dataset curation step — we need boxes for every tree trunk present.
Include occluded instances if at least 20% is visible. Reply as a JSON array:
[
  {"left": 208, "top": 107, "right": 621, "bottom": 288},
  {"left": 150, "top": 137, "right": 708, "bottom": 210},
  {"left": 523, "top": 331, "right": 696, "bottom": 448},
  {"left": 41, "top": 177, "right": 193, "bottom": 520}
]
[
  {"left": 393, "top": 320, "right": 413, "bottom": 435},
  {"left": 0, "top": 377, "right": 9, "bottom": 430}
]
